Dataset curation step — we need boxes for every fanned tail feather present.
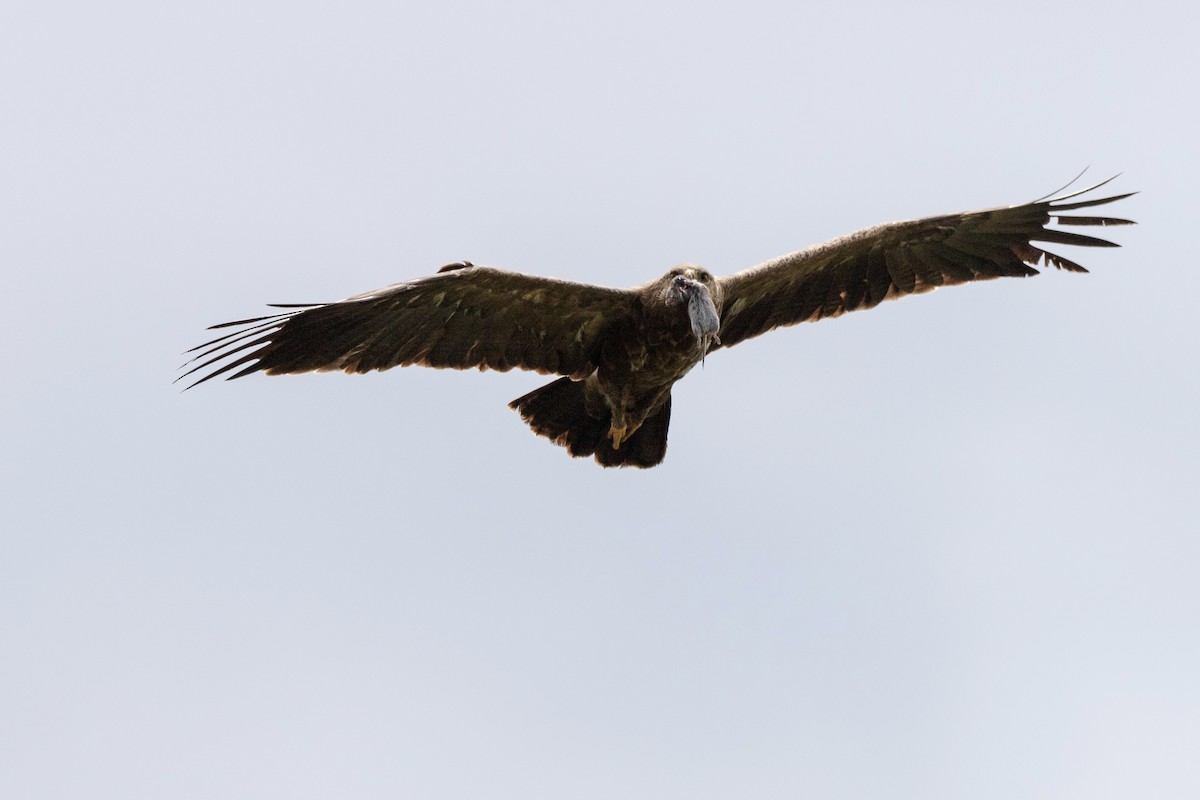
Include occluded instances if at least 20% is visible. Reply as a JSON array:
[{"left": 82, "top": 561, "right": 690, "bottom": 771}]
[{"left": 508, "top": 377, "right": 671, "bottom": 468}]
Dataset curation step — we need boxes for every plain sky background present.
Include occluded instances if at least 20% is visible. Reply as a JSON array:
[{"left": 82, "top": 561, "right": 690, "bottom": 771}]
[{"left": 3, "top": 1, "right": 1196, "bottom": 798}]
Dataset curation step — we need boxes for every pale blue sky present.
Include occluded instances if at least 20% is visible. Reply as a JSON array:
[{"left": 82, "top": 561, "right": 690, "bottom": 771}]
[{"left": 3, "top": 1, "right": 1197, "bottom": 798}]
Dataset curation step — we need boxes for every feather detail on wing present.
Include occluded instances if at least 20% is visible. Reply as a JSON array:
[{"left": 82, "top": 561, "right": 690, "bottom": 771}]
[
  {"left": 178, "top": 264, "right": 634, "bottom": 388},
  {"left": 715, "top": 177, "right": 1135, "bottom": 350}
]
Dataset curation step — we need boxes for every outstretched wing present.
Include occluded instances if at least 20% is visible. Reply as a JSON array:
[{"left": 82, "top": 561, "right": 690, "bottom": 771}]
[
  {"left": 179, "top": 263, "right": 634, "bottom": 388},
  {"left": 715, "top": 177, "right": 1135, "bottom": 350}
]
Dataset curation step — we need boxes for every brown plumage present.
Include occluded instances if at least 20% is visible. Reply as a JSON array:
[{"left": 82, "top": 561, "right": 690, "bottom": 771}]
[{"left": 180, "top": 177, "right": 1134, "bottom": 468}]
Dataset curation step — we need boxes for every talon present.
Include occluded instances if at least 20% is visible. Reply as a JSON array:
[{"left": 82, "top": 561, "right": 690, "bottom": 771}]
[
  {"left": 610, "top": 425, "right": 628, "bottom": 450},
  {"left": 609, "top": 420, "right": 643, "bottom": 450}
]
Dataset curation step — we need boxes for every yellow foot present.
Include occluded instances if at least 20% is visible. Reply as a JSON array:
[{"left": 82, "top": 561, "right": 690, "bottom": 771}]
[
  {"left": 610, "top": 425, "right": 628, "bottom": 450},
  {"left": 609, "top": 422, "right": 641, "bottom": 450}
]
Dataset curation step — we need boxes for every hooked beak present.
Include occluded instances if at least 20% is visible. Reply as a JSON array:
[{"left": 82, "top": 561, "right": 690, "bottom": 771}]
[{"left": 669, "top": 275, "right": 721, "bottom": 363}]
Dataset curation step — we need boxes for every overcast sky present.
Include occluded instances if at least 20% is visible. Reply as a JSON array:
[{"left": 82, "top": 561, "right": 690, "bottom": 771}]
[{"left": 3, "top": 1, "right": 1197, "bottom": 798}]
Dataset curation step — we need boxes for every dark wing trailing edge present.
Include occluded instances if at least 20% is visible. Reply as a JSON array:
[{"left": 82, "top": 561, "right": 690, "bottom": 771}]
[
  {"left": 178, "top": 264, "right": 635, "bottom": 388},
  {"left": 715, "top": 176, "right": 1136, "bottom": 350}
]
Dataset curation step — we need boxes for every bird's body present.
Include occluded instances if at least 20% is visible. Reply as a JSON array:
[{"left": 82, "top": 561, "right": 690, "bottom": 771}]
[
  {"left": 510, "top": 267, "right": 722, "bottom": 465},
  {"left": 181, "top": 177, "right": 1134, "bottom": 468}
]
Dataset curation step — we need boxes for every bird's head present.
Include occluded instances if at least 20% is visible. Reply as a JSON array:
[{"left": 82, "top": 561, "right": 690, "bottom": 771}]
[{"left": 664, "top": 265, "right": 722, "bottom": 362}]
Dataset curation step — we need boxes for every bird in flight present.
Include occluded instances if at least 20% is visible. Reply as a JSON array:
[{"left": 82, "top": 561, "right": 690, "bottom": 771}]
[{"left": 180, "top": 176, "right": 1134, "bottom": 468}]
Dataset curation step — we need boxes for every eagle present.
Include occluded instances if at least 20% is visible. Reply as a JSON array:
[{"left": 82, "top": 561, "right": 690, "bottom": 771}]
[{"left": 180, "top": 177, "right": 1134, "bottom": 468}]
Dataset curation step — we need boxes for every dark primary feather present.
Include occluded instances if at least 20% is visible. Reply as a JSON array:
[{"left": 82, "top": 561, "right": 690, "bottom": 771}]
[
  {"left": 179, "top": 264, "right": 634, "bottom": 388},
  {"left": 715, "top": 178, "right": 1135, "bottom": 350}
]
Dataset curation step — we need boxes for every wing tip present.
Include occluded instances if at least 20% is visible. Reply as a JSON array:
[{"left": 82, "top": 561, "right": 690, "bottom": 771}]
[{"left": 177, "top": 310, "right": 298, "bottom": 389}]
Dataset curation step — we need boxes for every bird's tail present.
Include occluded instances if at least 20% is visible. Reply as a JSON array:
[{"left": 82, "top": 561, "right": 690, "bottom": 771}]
[{"left": 508, "top": 377, "right": 671, "bottom": 468}]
